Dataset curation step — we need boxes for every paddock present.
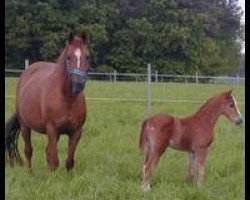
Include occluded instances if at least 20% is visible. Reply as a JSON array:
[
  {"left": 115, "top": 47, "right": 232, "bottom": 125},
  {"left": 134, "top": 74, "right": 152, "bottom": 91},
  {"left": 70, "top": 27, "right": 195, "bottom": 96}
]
[{"left": 5, "top": 77, "right": 245, "bottom": 199}]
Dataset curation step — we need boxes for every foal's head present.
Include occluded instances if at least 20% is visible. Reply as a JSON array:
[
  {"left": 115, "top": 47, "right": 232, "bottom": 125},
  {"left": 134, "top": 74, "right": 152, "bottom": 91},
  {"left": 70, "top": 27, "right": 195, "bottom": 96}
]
[
  {"left": 219, "top": 89, "right": 243, "bottom": 125},
  {"left": 64, "top": 32, "right": 90, "bottom": 94}
]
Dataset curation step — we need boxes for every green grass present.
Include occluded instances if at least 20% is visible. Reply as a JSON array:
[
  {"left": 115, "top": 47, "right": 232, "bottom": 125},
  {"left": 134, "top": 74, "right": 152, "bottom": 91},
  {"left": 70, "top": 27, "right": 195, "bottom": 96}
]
[{"left": 5, "top": 78, "right": 245, "bottom": 200}]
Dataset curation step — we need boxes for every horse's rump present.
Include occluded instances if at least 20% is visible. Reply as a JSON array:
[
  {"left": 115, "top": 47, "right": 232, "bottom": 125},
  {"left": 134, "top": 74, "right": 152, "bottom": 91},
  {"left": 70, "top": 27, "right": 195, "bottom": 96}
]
[{"left": 139, "top": 114, "right": 175, "bottom": 154}]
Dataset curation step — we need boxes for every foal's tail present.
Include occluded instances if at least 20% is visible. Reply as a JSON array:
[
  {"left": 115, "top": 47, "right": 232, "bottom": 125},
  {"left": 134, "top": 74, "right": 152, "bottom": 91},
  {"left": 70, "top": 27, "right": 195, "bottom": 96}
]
[
  {"left": 5, "top": 113, "right": 23, "bottom": 166},
  {"left": 139, "top": 119, "right": 149, "bottom": 154}
]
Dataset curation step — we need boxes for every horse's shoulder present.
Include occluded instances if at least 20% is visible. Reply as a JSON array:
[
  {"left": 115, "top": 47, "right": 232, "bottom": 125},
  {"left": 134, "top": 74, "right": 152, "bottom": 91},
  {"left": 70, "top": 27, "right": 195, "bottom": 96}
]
[
  {"left": 24, "top": 62, "right": 60, "bottom": 78},
  {"left": 29, "top": 61, "right": 59, "bottom": 70}
]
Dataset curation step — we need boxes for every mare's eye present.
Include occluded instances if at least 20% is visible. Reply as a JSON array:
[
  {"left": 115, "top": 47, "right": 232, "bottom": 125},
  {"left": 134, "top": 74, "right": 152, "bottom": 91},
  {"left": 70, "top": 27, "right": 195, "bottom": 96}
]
[{"left": 85, "top": 55, "right": 90, "bottom": 62}]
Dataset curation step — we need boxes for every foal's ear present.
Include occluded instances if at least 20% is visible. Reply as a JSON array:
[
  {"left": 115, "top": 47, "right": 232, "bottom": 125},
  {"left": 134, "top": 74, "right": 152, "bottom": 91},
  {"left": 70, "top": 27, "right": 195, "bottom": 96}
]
[
  {"left": 228, "top": 88, "right": 233, "bottom": 94},
  {"left": 225, "top": 88, "right": 233, "bottom": 99}
]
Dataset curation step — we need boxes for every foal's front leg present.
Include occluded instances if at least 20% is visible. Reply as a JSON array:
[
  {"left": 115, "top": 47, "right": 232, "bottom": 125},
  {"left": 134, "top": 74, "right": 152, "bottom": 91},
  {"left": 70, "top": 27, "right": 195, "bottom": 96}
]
[
  {"left": 65, "top": 128, "right": 82, "bottom": 171},
  {"left": 195, "top": 148, "right": 207, "bottom": 187},
  {"left": 187, "top": 151, "right": 196, "bottom": 180}
]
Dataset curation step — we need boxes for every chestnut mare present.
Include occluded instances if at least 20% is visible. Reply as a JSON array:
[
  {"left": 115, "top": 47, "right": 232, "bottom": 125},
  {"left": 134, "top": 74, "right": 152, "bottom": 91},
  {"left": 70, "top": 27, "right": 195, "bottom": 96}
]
[
  {"left": 5, "top": 32, "right": 90, "bottom": 171},
  {"left": 139, "top": 89, "right": 242, "bottom": 191}
]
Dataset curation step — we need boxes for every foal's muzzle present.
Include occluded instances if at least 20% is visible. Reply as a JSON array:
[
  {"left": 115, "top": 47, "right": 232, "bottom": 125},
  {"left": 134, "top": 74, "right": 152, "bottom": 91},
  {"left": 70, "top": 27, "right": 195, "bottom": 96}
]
[
  {"left": 67, "top": 68, "right": 87, "bottom": 94},
  {"left": 235, "top": 117, "right": 243, "bottom": 126}
]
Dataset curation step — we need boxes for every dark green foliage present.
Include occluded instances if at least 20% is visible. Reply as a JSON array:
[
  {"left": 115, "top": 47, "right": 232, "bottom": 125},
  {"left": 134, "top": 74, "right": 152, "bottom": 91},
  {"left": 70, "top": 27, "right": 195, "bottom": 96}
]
[{"left": 5, "top": 0, "right": 243, "bottom": 75}]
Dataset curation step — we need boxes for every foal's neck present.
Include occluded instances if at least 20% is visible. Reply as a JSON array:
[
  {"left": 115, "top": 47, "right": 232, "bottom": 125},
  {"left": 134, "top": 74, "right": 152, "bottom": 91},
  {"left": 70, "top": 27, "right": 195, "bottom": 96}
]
[{"left": 192, "top": 97, "right": 222, "bottom": 133}]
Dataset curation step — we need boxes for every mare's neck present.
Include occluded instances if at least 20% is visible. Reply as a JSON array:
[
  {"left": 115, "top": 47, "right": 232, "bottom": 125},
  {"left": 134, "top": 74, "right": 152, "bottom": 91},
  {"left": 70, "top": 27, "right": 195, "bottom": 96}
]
[
  {"left": 192, "top": 97, "right": 222, "bottom": 133},
  {"left": 56, "top": 53, "right": 72, "bottom": 98}
]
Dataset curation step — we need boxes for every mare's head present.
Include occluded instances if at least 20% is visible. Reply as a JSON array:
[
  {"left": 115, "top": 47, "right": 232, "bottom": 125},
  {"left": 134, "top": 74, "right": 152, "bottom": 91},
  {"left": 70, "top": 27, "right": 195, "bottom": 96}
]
[
  {"left": 219, "top": 89, "right": 243, "bottom": 125},
  {"left": 64, "top": 32, "right": 90, "bottom": 94}
]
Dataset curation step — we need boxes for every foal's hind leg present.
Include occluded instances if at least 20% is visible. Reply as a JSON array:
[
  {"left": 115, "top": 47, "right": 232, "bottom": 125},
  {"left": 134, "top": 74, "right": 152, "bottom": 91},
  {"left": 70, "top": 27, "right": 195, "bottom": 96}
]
[
  {"left": 46, "top": 125, "right": 60, "bottom": 171},
  {"left": 21, "top": 126, "right": 32, "bottom": 172},
  {"left": 187, "top": 151, "right": 196, "bottom": 180},
  {"left": 142, "top": 149, "right": 165, "bottom": 192},
  {"left": 65, "top": 128, "right": 82, "bottom": 171}
]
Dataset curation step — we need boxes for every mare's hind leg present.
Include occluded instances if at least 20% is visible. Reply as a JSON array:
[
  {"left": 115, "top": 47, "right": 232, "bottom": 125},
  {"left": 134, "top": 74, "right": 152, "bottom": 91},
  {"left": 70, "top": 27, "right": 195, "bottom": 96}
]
[
  {"left": 65, "top": 128, "right": 82, "bottom": 171},
  {"left": 21, "top": 126, "right": 32, "bottom": 172},
  {"left": 46, "top": 125, "right": 60, "bottom": 171}
]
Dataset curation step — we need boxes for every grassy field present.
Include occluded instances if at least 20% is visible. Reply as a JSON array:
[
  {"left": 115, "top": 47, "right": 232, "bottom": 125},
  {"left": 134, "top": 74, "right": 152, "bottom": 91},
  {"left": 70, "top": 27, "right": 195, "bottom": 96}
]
[{"left": 5, "top": 78, "right": 245, "bottom": 200}]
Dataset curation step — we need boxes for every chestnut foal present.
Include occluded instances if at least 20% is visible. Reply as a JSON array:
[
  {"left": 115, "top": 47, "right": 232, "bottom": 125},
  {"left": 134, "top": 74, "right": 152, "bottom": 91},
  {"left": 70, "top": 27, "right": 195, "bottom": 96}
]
[{"left": 139, "top": 89, "right": 242, "bottom": 191}]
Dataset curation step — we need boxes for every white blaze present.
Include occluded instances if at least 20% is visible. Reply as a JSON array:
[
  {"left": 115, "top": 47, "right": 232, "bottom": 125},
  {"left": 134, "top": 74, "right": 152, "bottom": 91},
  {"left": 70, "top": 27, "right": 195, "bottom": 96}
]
[
  {"left": 75, "top": 48, "right": 81, "bottom": 68},
  {"left": 232, "top": 94, "right": 242, "bottom": 117}
]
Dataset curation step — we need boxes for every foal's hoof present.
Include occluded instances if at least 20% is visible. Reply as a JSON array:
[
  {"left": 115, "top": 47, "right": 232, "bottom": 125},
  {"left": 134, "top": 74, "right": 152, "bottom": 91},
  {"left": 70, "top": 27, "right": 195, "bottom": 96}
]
[
  {"left": 49, "top": 165, "right": 58, "bottom": 171},
  {"left": 141, "top": 183, "right": 151, "bottom": 192},
  {"left": 65, "top": 160, "right": 74, "bottom": 171},
  {"left": 197, "top": 181, "right": 203, "bottom": 188},
  {"left": 185, "top": 175, "right": 195, "bottom": 182}
]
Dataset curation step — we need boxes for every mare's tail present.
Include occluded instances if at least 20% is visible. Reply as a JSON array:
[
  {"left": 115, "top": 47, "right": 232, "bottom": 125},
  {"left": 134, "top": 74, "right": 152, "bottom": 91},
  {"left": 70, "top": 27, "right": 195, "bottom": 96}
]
[{"left": 5, "top": 113, "right": 23, "bottom": 166}]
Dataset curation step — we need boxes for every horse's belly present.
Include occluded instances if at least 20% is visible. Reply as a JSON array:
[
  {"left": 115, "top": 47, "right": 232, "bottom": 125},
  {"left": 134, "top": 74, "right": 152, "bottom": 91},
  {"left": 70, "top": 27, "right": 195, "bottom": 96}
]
[
  {"left": 169, "top": 136, "right": 192, "bottom": 151},
  {"left": 55, "top": 114, "right": 86, "bottom": 134},
  {"left": 18, "top": 97, "right": 45, "bottom": 130}
]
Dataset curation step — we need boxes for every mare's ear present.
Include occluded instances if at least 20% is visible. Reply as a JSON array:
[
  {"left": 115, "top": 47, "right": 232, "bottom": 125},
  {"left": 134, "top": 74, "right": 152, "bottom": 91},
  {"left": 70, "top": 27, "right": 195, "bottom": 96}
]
[
  {"left": 68, "top": 32, "right": 75, "bottom": 44},
  {"left": 80, "top": 31, "right": 89, "bottom": 45}
]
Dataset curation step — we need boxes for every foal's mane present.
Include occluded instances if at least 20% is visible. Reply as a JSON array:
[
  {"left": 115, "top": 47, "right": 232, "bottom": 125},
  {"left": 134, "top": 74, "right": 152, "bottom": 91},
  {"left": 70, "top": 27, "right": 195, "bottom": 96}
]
[{"left": 194, "top": 90, "right": 231, "bottom": 116}]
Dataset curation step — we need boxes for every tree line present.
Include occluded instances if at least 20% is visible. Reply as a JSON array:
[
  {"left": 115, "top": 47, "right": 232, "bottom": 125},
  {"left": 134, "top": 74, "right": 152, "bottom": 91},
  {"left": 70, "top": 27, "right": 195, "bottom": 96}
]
[{"left": 5, "top": 0, "right": 244, "bottom": 75}]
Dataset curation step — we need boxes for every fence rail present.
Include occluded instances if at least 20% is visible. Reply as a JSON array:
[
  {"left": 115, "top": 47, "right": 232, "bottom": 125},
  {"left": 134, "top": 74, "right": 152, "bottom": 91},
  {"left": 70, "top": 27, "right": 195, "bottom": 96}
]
[
  {"left": 5, "top": 67, "right": 245, "bottom": 113},
  {"left": 5, "top": 68, "right": 245, "bottom": 85}
]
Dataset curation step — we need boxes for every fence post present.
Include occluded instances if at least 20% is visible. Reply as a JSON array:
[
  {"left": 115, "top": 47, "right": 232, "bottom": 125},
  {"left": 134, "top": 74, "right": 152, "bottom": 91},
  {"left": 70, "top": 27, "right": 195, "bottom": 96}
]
[
  {"left": 155, "top": 71, "right": 158, "bottom": 83},
  {"left": 114, "top": 70, "right": 117, "bottom": 83},
  {"left": 196, "top": 72, "right": 198, "bottom": 84},
  {"left": 147, "top": 63, "right": 152, "bottom": 115},
  {"left": 25, "top": 59, "right": 29, "bottom": 69},
  {"left": 237, "top": 74, "right": 240, "bottom": 86}
]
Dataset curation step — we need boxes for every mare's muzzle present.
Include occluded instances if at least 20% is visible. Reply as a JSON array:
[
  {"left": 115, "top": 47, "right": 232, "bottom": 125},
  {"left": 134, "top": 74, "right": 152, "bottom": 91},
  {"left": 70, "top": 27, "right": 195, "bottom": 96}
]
[{"left": 67, "top": 68, "right": 87, "bottom": 94}]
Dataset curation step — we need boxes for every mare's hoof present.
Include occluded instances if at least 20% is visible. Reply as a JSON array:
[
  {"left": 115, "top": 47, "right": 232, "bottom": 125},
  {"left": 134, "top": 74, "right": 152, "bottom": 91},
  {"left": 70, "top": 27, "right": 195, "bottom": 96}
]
[
  {"left": 49, "top": 165, "right": 58, "bottom": 171},
  {"left": 65, "top": 160, "right": 74, "bottom": 171},
  {"left": 48, "top": 162, "right": 59, "bottom": 171}
]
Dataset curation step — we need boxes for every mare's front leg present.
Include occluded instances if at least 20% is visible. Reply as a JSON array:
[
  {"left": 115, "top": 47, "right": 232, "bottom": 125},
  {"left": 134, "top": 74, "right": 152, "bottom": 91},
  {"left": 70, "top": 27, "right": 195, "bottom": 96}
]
[
  {"left": 46, "top": 124, "right": 60, "bottom": 171},
  {"left": 195, "top": 148, "right": 207, "bottom": 187},
  {"left": 65, "top": 128, "right": 82, "bottom": 171}
]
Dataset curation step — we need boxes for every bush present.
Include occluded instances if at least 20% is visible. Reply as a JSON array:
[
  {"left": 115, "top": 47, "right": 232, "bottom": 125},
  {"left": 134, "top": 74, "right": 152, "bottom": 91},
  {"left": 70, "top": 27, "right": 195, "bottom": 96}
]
[{"left": 95, "top": 65, "right": 115, "bottom": 73}]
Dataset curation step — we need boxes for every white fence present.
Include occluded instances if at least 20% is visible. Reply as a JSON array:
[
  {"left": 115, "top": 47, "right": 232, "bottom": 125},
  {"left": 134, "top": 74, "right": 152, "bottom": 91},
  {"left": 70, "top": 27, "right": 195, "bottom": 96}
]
[
  {"left": 4, "top": 68, "right": 245, "bottom": 85},
  {"left": 5, "top": 65, "right": 245, "bottom": 115}
]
